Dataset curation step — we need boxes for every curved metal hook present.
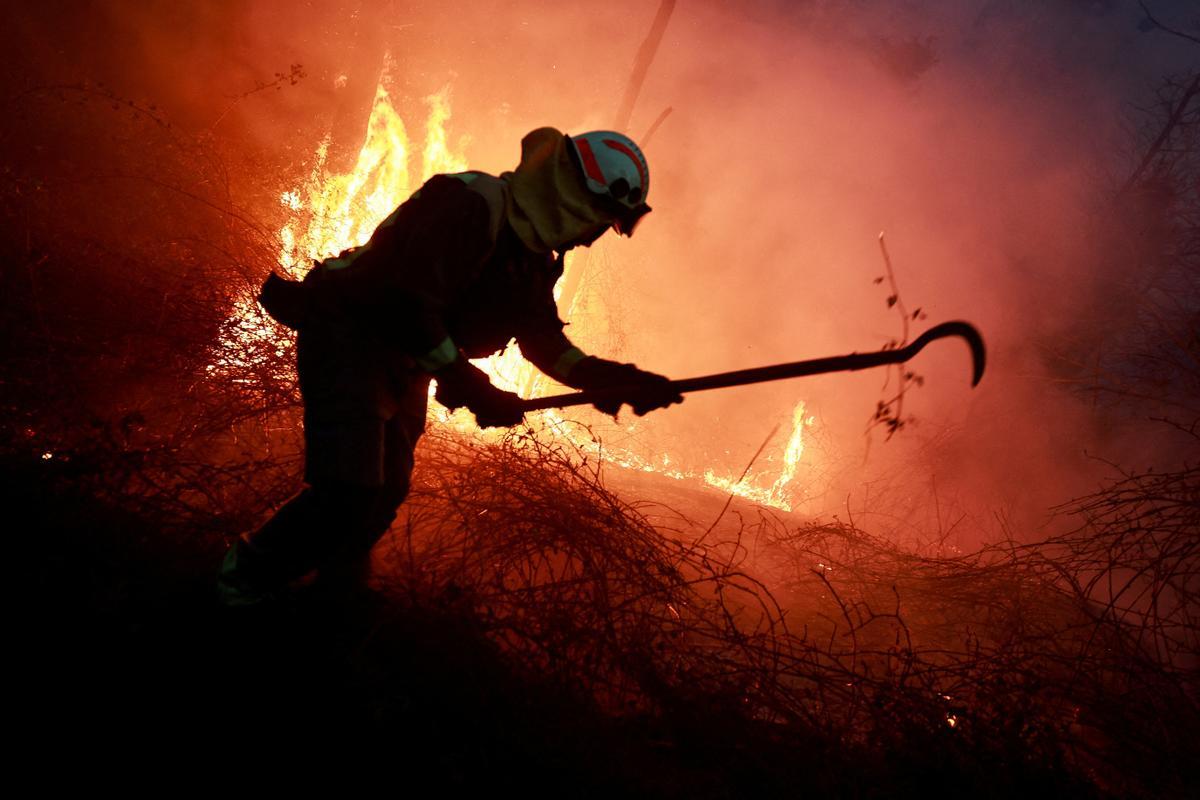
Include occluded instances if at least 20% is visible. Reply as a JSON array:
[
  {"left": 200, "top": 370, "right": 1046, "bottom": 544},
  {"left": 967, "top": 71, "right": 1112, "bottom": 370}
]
[{"left": 900, "top": 321, "right": 987, "bottom": 387}]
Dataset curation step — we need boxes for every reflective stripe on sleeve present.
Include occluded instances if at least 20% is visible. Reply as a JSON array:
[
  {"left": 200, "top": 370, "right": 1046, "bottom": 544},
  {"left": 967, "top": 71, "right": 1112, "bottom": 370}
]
[
  {"left": 552, "top": 346, "right": 588, "bottom": 380},
  {"left": 416, "top": 336, "right": 459, "bottom": 372}
]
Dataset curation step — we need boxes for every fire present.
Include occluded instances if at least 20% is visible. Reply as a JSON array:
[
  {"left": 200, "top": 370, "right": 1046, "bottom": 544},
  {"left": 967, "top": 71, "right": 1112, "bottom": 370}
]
[
  {"left": 277, "top": 83, "right": 415, "bottom": 277},
  {"left": 218, "top": 78, "right": 814, "bottom": 513},
  {"left": 421, "top": 87, "right": 469, "bottom": 183},
  {"left": 702, "top": 401, "right": 810, "bottom": 512}
]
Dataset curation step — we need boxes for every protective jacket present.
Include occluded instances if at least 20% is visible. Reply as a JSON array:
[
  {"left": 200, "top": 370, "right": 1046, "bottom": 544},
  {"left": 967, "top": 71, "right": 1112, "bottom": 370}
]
[{"left": 263, "top": 169, "right": 586, "bottom": 382}]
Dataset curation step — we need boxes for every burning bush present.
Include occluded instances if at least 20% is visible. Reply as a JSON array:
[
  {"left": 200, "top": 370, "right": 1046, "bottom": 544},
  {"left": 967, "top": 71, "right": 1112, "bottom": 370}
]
[{"left": 358, "top": 423, "right": 1194, "bottom": 797}]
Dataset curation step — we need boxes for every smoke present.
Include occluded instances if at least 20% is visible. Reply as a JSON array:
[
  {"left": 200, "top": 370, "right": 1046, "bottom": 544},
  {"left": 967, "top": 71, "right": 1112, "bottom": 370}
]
[
  {"left": 4, "top": 0, "right": 1197, "bottom": 546},
  {"left": 608, "top": 0, "right": 1200, "bottom": 542}
]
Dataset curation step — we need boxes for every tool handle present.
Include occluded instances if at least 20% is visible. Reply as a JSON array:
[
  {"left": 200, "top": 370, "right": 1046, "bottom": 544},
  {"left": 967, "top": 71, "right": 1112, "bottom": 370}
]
[{"left": 519, "top": 321, "right": 984, "bottom": 413}]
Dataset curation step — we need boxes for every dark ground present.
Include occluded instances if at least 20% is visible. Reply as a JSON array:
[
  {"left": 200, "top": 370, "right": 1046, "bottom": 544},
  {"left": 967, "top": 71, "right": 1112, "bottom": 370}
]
[
  {"left": 9, "top": 451, "right": 801, "bottom": 796},
  {"left": 9, "top": 449, "right": 1109, "bottom": 799}
]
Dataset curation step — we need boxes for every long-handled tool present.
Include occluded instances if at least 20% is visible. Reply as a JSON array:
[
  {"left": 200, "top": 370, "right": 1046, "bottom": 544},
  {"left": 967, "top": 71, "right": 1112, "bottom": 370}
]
[{"left": 519, "top": 321, "right": 985, "bottom": 412}]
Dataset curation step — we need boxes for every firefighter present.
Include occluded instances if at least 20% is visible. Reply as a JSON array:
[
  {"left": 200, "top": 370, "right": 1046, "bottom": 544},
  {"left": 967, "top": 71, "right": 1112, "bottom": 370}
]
[{"left": 216, "top": 127, "right": 683, "bottom": 607}]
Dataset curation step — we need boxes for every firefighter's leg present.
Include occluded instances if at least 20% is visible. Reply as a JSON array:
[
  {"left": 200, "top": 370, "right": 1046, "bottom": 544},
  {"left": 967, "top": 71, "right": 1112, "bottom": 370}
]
[
  {"left": 217, "top": 479, "right": 381, "bottom": 606},
  {"left": 217, "top": 321, "right": 394, "bottom": 607},
  {"left": 312, "top": 373, "right": 430, "bottom": 590}
]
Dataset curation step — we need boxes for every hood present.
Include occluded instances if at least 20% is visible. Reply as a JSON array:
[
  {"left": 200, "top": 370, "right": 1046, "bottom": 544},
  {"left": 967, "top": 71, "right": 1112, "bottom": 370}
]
[{"left": 500, "top": 127, "right": 614, "bottom": 254}]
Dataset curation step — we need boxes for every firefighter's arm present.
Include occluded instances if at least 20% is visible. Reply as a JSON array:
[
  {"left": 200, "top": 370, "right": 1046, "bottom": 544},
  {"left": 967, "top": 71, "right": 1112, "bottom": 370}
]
[
  {"left": 523, "top": 334, "right": 683, "bottom": 417},
  {"left": 429, "top": 347, "right": 525, "bottom": 428},
  {"left": 516, "top": 286, "right": 683, "bottom": 417},
  {"left": 512, "top": 259, "right": 589, "bottom": 386}
]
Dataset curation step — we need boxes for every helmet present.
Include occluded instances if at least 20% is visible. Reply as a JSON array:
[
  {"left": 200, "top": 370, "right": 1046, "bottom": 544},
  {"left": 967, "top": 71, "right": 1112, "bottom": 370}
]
[{"left": 566, "top": 130, "right": 652, "bottom": 237}]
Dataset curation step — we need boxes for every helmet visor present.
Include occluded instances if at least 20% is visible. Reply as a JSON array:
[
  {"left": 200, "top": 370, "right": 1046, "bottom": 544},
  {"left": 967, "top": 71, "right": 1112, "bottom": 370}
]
[{"left": 612, "top": 203, "right": 651, "bottom": 237}]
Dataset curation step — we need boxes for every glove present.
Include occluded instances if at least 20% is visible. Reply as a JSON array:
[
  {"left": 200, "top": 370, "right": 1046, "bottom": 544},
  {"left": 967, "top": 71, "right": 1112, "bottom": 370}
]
[
  {"left": 433, "top": 357, "right": 526, "bottom": 429},
  {"left": 568, "top": 356, "right": 684, "bottom": 417}
]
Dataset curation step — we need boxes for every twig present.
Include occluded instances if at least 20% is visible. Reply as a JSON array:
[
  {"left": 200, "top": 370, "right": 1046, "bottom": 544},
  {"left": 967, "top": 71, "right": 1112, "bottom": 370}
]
[{"left": 1138, "top": 1, "right": 1200, "bottom": 47}]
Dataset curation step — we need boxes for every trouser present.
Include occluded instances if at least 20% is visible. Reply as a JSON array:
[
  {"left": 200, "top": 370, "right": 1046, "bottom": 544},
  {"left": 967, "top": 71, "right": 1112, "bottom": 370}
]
[{"left": 242, "top": 319, "right": 430, "bottom": 589}]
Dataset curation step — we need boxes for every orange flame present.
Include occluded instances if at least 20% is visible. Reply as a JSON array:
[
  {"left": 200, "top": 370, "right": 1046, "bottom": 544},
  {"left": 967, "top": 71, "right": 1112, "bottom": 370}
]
[{"left": 702, "top": 401, "right": 810, "bottom": 512}]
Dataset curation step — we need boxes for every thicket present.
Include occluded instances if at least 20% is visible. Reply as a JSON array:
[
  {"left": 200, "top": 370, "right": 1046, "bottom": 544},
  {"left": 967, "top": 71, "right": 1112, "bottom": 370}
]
[{"left": 2, "top": 69, "right": 1198, "bottom": 797}]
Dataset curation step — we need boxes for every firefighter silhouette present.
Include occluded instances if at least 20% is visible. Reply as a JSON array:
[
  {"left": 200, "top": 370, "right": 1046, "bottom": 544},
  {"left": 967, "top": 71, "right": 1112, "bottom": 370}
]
[{"left": 217, "top": 128, "right": 682, "bottom": 606}]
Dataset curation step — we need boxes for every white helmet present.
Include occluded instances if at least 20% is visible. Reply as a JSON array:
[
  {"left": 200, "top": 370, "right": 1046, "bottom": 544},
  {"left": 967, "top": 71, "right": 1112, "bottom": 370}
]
[{"left": 567, "top": 130, "right": 652, "bottom": 237}]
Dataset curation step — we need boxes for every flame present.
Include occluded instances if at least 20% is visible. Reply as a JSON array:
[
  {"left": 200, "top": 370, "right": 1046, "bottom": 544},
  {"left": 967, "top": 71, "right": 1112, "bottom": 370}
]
[
  {"left": 421, "top": 87, "right": 469, "bottom": 181},
  {"left": 277, "top": 83, "right": 413, "bottom": 276},
  {"left": 702, "top": 401, "right": 810, "bottom": 512},
  {"left": 218, "top": 79, "right": 814, "bottom": 512}
]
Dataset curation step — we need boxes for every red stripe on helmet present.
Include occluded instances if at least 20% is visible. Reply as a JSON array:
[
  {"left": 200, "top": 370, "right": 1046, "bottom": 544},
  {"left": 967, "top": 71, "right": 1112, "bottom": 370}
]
[
  {"left": 574, "top": 138, "right": 608, "bottom": 186},
  {"left": 602, "top": 138, "right": 648, "bottom": 193}
]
